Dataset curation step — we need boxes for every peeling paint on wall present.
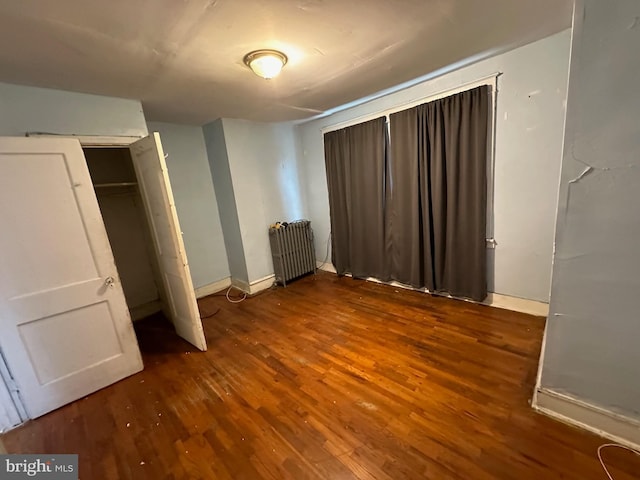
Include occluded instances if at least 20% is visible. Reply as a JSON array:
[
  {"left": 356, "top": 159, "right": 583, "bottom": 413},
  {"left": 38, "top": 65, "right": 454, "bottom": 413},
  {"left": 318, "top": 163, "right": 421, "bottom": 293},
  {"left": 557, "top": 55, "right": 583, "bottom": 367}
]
[{"left": 567, "top": 166, "right": 593, "bottom": 184}]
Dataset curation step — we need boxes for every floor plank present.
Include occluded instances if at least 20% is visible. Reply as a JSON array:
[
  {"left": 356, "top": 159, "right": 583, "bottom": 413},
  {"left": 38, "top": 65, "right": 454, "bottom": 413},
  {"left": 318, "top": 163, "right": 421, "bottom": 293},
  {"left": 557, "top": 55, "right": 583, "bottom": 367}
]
[{"left": 2, "top": 272, "right": 639, "bottom": 479}]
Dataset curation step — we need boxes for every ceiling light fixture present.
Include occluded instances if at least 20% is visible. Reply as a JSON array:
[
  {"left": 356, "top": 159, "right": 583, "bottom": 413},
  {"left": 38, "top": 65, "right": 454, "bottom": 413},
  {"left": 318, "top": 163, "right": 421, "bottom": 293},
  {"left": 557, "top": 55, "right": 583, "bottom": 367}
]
[{"left": 243, "top": 49, "right": 288, "bottom": 79}]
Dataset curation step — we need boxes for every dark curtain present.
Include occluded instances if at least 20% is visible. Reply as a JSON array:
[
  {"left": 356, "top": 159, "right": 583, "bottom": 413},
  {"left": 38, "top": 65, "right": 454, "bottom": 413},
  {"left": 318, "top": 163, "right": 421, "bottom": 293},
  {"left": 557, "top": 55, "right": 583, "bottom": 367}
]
[
  {"left": 324, "top": 117, "right": 388, "bottom": 279},
  {"left": 388, "top": 86, "right": 489, "bottom": 301}
]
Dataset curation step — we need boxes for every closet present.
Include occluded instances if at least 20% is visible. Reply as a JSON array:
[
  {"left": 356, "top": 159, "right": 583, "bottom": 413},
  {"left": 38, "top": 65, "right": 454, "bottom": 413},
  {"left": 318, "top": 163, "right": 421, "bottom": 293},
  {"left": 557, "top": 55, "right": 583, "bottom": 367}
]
[
  {"left": 85, "top": 147, "right": 164, "bottom": 321},
  {"left": 0, "top": 133, "right": 206, "bottom": 423}
]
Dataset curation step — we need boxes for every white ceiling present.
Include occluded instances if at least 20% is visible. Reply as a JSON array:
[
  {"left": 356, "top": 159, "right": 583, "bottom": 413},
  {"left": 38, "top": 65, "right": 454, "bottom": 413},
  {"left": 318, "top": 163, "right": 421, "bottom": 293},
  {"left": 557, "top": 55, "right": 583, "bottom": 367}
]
[{"left": 0, "top": 0, "right": 572, "bottom": 125}]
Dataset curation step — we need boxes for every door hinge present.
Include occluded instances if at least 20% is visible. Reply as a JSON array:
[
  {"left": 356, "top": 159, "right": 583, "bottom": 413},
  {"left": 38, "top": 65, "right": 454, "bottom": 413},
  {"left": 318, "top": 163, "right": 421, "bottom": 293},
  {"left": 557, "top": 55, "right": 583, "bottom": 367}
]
[
  {"left": 4, "top": 376, "right": 19, "bottom": 394},
  {"left": 0, "top": 353, "right": 19, "bottom": 394},
  {"left": 0, "top": 348, "right": 28, "bottom": 422}
]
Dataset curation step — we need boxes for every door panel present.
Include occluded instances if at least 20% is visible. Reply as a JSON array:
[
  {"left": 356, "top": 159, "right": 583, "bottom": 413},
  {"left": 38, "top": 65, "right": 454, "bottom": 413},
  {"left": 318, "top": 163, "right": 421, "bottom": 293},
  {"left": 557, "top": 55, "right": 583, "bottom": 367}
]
[
  {"left": 19, "top": 301, "right": 123, "bottom": 385},
  {"left": 0, "top": 137, "right": 143, "bottom": 419},
  {"left": 2, "top": 153, "right": 99, "bottom": 297},
  {"left": 129, "top": 134, "right": 207, "bottom": 351}
]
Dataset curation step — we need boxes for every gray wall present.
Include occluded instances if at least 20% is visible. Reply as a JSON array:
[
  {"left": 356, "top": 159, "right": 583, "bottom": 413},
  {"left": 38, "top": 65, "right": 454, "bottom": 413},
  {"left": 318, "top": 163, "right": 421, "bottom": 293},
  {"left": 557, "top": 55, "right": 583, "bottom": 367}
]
[
  {"left": 221, "top": 119, "right": 304, "bottom": 283},
  {"left": 201, "top": 118, "right": 305, "bottom": 286},
  {"left": 0, "top": 82, "right": 147, "bottom": 136},
  {"left": 539, "top": 0, "right": 640, "bottom": 419},
  {"left": 147, "top": 121, "right": 230, "bottom": 288},
  {"left": 296, "top": 30, "right": 571, "bottom": 303},
  {"left": 202, "top": 119, "right": 249, "bottom": 284}
]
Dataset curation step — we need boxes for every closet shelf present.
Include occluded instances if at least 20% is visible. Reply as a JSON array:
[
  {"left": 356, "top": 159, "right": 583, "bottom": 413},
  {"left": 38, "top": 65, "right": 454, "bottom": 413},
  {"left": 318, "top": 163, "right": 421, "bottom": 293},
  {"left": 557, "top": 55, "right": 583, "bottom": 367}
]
[{"left": 94, "top": 182, "right": 138, "bottom": 188}]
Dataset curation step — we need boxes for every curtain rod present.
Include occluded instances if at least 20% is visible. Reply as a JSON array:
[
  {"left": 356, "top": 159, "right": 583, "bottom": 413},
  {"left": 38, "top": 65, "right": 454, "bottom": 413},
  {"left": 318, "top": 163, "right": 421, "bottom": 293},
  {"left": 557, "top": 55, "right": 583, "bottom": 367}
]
[{"left": 321, "top": 72, "right": 501, "bottom": 134}]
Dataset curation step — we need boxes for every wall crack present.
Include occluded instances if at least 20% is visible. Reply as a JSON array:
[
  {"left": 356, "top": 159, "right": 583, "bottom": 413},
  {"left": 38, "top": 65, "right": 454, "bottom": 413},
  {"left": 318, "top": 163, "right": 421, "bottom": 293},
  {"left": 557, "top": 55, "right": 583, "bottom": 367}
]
[
  {"left": 568, "top": 166, "right": 594, "bottom": 184},
  {"left": 570, "top": 144, "right": 639, "bottom": 173}
]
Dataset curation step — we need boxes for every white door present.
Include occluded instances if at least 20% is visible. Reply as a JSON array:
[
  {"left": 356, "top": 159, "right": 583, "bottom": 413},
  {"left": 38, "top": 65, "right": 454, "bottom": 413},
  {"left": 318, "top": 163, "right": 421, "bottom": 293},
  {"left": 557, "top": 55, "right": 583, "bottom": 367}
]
[
  {"left": 129, "top": 134, "right": 207, "bottom": 351},
  {"left": 0, "top": 137, "right": 143, "bottom": 419}
]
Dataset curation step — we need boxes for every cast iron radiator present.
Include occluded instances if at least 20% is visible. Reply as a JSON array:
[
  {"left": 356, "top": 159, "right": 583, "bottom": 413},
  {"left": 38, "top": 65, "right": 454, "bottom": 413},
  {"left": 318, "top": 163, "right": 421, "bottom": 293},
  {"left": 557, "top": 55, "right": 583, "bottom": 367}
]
[{"left": 269, "top": 220, "right": 316, "bottom": 286}]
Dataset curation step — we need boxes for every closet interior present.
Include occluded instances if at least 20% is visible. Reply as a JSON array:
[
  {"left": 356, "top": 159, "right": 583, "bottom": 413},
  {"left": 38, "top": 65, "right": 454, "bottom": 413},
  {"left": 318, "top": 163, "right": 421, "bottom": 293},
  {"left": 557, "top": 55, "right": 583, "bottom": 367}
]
[{"left": 84, "top": 147, "right": 165, "bottom": 321}]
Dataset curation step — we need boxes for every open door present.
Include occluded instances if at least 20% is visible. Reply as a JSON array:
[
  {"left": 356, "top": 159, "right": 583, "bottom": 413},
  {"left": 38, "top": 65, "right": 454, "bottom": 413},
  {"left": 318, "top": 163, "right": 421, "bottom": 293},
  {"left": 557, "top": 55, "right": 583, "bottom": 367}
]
[
  {"left": 129, "top": 134, "right": 207, "bottom": 351},
  {"left": 0, "top": 137, "right": 143, "bottom": 419}
]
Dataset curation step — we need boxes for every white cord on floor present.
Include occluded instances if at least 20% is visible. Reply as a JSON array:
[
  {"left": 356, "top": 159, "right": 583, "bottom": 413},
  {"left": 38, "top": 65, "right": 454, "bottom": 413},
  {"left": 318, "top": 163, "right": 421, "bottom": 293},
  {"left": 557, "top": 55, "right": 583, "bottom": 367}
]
[
  {"left": 317, "top": 230, "right": 331, "bottom": 269},
  {"left": 225, "top": 286, "right": 247, "bottom": 304},
  {"left": 597, "top": 443, "right": 640, "bottom": 480}
]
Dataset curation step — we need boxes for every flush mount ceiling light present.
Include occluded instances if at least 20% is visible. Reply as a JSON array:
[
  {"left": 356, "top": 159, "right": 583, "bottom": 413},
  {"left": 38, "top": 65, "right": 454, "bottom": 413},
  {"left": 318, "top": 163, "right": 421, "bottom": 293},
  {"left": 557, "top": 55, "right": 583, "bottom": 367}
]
[{"left": 243, "top": 49, "right": 288, "bottom": 79}]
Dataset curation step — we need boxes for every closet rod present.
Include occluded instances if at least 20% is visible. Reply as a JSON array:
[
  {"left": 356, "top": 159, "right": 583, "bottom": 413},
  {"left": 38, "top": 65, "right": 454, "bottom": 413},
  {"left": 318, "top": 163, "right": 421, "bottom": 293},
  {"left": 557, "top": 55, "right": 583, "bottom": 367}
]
[{"left": 94, "top": 182, "right": 138, "bottom": 188}]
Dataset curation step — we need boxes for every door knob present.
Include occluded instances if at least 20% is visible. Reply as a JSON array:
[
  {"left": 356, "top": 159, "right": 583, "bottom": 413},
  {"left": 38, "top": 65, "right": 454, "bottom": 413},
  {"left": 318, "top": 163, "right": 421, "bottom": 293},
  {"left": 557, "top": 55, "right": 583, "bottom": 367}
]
[{"left": 105, "top": 276, "right": 115, "bottom": 288}]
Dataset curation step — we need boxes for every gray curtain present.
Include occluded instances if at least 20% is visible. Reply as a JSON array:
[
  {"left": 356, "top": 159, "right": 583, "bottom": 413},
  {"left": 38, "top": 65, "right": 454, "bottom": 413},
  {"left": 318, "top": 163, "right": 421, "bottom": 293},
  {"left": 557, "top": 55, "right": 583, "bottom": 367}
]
[
  {"left": 388, "top": 86, "right": 489, "bottom": 301},
  {"left": 324, "top": 117, "right": 388, "bottom": 279}
]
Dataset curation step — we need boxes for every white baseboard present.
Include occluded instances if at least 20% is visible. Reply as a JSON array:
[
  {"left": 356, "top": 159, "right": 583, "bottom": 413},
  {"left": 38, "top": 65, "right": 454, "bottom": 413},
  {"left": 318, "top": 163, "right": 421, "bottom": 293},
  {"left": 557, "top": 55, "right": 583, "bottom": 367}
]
[
  {"left": 230, "top": 275, "right": 275, "bottom": 295},
  {"left": 533, "top": 388, "right": 640, "bottom": 450},
  {"left": 314, "top": 264, "right": 548, "bottom": 317},
  {"left": 194, "top": 277, "right": 232, "bottom": 299},
  {"left": 130, "top": 300, "right": 163, "bottom": 321},
  {"left": 230, "top": 278, "right": 250, "bottom": 293},
  {"left": 249, "top": 274, "right": 275, "bottom": 294},
  {"left": 484, "top": 293, "right": 549, "bottom": 317}
]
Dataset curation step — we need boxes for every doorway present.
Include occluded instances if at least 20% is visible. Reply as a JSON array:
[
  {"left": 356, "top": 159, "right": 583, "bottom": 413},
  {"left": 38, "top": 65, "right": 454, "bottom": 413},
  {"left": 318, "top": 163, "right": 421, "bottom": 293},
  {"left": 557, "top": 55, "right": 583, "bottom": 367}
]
[
  {"left": 0, "top": 133, "right": 207, "bottom": 425},
  {"left": 79, "top": 134, "right": 208, "bottom": 354},
  {"left": 84, "top": 147, "right": 165, "bottom": 322}
]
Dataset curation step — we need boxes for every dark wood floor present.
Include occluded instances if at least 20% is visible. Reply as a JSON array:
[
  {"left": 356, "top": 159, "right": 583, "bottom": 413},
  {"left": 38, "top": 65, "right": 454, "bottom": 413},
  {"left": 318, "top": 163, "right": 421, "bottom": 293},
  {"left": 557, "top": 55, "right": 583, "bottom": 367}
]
[{"left": 2, "top": 272, "right": 639, "bottom": 479}]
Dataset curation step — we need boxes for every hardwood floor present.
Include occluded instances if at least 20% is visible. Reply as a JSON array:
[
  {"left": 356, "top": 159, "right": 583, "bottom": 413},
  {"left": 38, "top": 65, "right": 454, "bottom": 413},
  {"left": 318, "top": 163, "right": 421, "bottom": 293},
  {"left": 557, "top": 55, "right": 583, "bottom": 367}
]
[{"left": 2, "top": 272, "right": 639, "bottom": 479}]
